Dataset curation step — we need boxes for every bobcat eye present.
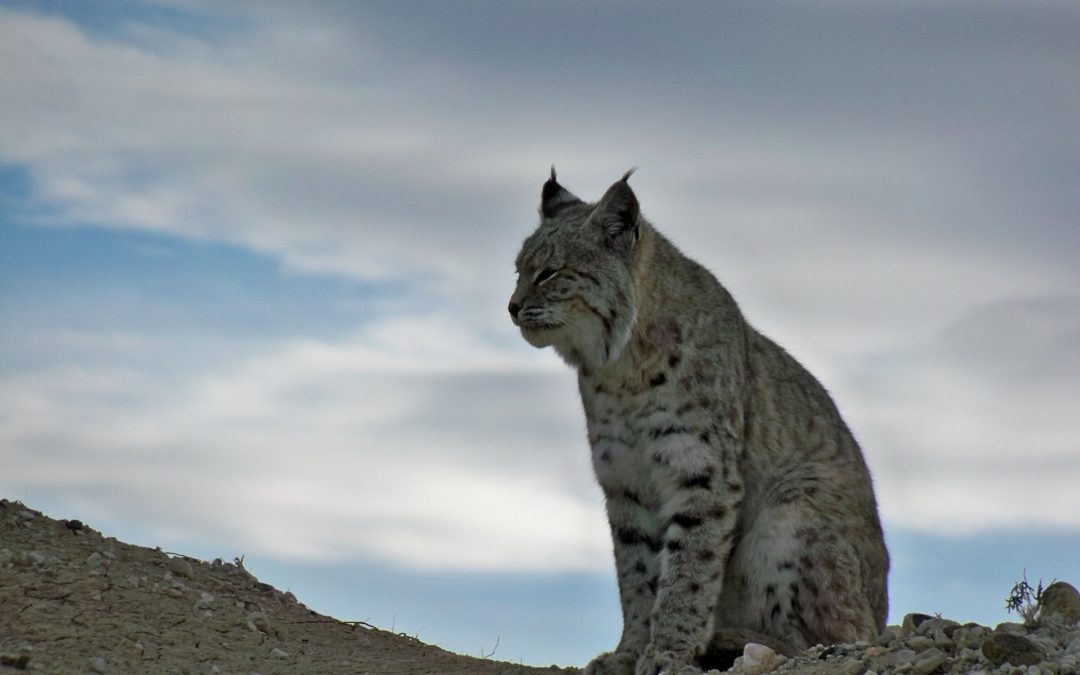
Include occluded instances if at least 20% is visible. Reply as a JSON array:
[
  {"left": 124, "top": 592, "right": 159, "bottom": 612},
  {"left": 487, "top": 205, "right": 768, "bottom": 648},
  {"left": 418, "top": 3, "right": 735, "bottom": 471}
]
[{"left": 534, "top": 267, "right": 560, "bottom": 285}]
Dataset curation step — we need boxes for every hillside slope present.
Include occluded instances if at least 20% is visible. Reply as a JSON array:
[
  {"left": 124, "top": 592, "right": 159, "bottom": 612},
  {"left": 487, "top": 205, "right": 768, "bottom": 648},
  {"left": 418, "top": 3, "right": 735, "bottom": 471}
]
[{"left": 0, "top": 498, "right": 573, "bottom": 674}]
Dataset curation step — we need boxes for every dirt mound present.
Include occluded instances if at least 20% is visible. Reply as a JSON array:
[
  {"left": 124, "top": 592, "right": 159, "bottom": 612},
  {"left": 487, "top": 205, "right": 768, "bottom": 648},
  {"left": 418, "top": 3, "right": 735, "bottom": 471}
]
[{"left": 0, "top": 499, "right": 576, "bottom": 674}]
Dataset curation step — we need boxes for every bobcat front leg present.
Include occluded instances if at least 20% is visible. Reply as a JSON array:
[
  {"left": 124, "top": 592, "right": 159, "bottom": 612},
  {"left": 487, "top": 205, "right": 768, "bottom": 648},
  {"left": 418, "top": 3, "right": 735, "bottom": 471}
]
[
  {"left": 636, "top": 445, "right": 742, "bottom": 675},
  {"left": 584, "top": 489, "right": 662, "bottom": 675}
]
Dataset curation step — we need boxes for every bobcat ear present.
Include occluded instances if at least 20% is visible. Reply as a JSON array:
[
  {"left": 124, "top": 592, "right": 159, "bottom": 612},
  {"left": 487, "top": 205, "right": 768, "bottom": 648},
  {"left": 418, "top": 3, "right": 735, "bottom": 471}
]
[
  {"left": 540, "top": 165, "right": 583, "bottom": 218},
  {"left": 594, "top": 175, "right": 640, "bottom": 245}
]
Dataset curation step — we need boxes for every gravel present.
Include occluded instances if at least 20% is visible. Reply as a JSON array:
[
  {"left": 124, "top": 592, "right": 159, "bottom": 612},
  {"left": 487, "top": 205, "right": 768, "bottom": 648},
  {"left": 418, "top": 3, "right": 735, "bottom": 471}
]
[{"left": 724, "top": 611, "right": 1080, "bottom": 675}]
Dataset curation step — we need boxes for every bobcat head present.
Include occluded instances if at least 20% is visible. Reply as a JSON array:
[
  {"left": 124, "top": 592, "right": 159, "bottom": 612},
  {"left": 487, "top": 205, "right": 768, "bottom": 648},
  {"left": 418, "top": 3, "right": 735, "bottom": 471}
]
[{"left": 509, "top": 168, "right": 642, "bottom": 371}]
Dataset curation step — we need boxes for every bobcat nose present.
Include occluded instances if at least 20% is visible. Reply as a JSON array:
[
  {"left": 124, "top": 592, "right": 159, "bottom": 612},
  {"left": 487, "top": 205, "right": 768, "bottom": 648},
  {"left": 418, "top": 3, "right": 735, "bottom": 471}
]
[{"left": 508, "top": 301, "right": 522, "bottom": 320}]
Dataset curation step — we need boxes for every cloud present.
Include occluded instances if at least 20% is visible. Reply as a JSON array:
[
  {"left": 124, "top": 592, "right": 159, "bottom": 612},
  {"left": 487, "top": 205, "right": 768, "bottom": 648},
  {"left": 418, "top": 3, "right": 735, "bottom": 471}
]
[
  {"left": 2, "top": 1, "right": 1079, "bottom": 580},
  {"left": 4, "top": 1, "right": 1077, "bottom": 311},
  {"left": 842, "top": 295, "right": 1080, "bottom": 533},
  {"left": 0, "top": 314, "right": 611, "bottom": 572}
]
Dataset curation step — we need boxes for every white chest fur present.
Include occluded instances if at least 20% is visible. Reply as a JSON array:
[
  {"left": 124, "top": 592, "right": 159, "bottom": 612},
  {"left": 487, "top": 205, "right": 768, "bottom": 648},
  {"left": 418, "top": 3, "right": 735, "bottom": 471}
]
[{"left": 581, "top": 381, "right": 700, "bottom": 510}]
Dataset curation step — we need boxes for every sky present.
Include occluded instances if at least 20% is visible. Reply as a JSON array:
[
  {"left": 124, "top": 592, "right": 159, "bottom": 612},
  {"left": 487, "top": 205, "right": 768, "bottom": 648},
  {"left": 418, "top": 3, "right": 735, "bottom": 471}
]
[{"left": 1, "top": 0, "right": 1078, "bottom": 667}]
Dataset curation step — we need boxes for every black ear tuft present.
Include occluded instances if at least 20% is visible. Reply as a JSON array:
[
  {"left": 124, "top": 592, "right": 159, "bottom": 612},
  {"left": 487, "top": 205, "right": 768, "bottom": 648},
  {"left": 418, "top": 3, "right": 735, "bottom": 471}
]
[
  {"left": 540, "top": 166, "right": 583, "bottom": 218},
  {"left": 620, "top": 167, "right": 637, "bottom": 183}
]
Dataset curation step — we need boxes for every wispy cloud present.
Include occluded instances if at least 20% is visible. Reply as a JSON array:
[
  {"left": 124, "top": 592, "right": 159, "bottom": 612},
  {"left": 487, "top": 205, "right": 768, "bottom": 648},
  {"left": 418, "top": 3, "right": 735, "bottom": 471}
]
[
  {"left": 0, "top": 313, "right": 608, "bottom": 570},
  {"left": 845, "top": 295, "right": 1080, "bottom": 531}
]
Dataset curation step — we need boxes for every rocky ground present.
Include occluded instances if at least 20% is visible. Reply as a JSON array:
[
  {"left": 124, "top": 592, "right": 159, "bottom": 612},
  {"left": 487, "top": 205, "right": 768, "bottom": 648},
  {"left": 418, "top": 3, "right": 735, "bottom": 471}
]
[
  {"left": 0, "top": 499, "right": 572, "bottom": 674},
  {"left": 2, "top": 497, "right": 1077, "bottom": 674},
  {"left": 721, "top": 608, "right": 1080, "bottom": 675}
]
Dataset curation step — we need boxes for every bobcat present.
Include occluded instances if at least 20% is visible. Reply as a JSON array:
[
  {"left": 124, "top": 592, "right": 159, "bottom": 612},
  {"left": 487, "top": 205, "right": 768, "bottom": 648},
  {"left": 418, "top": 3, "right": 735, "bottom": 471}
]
[{"left": 509, "top": 169, "right": 889, "bottom": 675}]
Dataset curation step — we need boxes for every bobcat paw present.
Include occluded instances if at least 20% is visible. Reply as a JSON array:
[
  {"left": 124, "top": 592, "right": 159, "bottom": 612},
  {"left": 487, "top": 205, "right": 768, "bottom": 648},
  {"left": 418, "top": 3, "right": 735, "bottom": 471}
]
[
  {"left": 582, "top": 650, "right": 638, "bottom": 675},
  {"left": 634, "top": 645, "right": 702, "bottom": 675}
]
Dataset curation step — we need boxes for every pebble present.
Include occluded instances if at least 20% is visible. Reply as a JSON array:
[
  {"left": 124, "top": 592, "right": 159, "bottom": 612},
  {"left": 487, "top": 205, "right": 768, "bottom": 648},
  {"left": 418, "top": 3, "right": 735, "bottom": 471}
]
[
  {"left": 269, "top": 647, "right": 289, "bottom": 658},
  {"left": 737, "top": 642, "right": 781, "bottom": 674},
  {"left": 194, "top": 591, "right": 215, "bottom": 611},
  {"left": 910, "top": 647, "right": 947, "bottom": 675},
  {"left": 87, "top": 552, "right": 103, "bottom": 568},
  {"left": 905, "top": 635, "right": 936, "bottom": 652},
  {"left": 247, "top": 611, "right": 274, "bottom": 636},
  {"left": 954, "top": 625, "right": 992, "bottom": 649},
  {"left": 88, "top": 656, "right": 106, "bottom": 672},
  {"left": 739, "top": 595, "right": 1080, "bottom": 675}
]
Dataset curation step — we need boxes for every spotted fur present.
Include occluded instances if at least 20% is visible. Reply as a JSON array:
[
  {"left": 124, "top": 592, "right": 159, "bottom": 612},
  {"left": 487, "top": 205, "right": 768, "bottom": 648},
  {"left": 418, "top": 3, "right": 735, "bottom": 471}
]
[{"left": 510, "top": 170, "right": 889, "bottom": 675}]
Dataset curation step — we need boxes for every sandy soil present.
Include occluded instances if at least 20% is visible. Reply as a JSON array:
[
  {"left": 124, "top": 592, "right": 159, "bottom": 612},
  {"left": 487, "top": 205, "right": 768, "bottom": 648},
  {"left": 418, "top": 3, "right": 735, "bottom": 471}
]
[{"left": 0, "top": 498, "right": 577, "bottom": 674}]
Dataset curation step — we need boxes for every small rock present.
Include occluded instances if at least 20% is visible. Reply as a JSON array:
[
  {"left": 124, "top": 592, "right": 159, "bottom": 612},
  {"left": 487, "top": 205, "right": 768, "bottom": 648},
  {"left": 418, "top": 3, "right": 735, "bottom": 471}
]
[
  {"left": 732, "top": 642, "right": 782, "bottom": 674},
  {"left": 0, "top": 549, "right": 12, "bottom": 566},
  {"left": 269, "top": 648, "right": 289, "bottom": 658},
  {"left": 982, "top": 632, "right": 1044, "bottom": 666},
  {"left": 906, "top": 635, "right": 936, "bottom": 652},
  {"left": 1068, "top": 634, "right": 1080, "bottom": 656},
  {"left": 995, "top": 622, "right": 1028, "bottom": 635},
  {"left": 902, "top": 613, "right": 934, "bottom": 637},
  {"left": 881, "top": 625, "right": 903, "bottom": 644},
  {"left": 1039, "top": 582, "right": 1080, "bottom": 626},
  {"left": 247, "top": 611, "right": 274, "bottom": 636},
  {"left": 826, "top": 662, "right": 865, "bottom": 675},
  {"left": 916, "top": 617, "right": 959, "bottom": 642},
  {"left": 168, "top": 557, "right": 194, "bottom": 579},
  {"left": 1028, "top": 632, "right": 1059, "bottom": 654},
  {"left": 27, "top": 551, "right": 46, "bottom": 566},
  {"left": 0, "top": 654, "right": 30, "bottom": 669},
  {"left": 87, "top": 552, "right": 103, "bottom": 568},
  {"left": 88, "top": 656, "right": 106, "bottom": 673},
  {"left": 17, "top": 509, "right": 36, "bottom": 521},
  {"left": 194, "top": 592, "right": 215, "bottom": 611},
  {"left": 127, "top": 575, "right": 140, "bottom": 588},
  {"left": 954, "top": 625, "right": 991, "bottom": 650},
  {"left": 890, "top": 648, "right": 919, "bottom": 667},
  {"left": 910, "top": 647, "right": 948, "bottom": 675}
]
